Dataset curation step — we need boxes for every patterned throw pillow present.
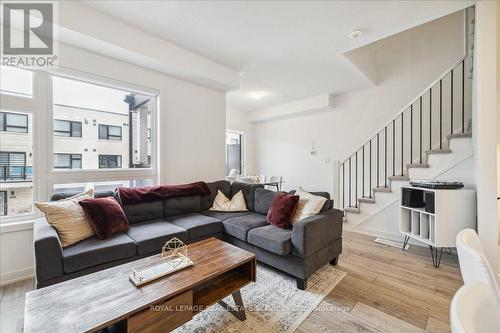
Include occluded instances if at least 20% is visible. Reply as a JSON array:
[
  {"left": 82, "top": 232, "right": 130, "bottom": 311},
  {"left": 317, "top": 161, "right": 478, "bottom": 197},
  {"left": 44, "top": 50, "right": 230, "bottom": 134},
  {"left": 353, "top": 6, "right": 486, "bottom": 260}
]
[
  {"left": 209, "top": 190, "right": 248, "bottom": 212},
  {"left": 35, "top": 190, "right": 95, "bottom": 247},
  {"left": 291, "top": 189, "right": 327, "bottom": 224}
]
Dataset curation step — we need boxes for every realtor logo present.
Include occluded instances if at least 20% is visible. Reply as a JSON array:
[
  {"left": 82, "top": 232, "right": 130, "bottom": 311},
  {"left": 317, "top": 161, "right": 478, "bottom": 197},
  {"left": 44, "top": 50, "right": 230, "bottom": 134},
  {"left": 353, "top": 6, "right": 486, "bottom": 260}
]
[{"left": 1, "top": 1, "right": 58, "bottom": 67}]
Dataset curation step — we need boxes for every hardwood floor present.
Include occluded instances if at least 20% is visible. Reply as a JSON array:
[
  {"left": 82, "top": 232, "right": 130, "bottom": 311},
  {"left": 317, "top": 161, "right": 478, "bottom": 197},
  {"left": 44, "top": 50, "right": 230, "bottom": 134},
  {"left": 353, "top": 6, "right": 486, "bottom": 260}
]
[
  {"left": 298, "top": 230, "right": 462, "bottom": 333},
  {"left": 0, "top": 230, "right": 461, "bottom": 332},
  {"left": 0, "top": 278, "right": 34, "bottom": 333}
]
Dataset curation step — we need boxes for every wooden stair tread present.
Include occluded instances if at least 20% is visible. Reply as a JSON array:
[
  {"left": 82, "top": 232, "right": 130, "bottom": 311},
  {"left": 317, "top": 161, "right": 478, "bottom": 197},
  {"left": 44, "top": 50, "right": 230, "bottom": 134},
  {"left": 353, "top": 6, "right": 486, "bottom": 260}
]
[
  {"left": 425, "top": 148, "right": 451, "bottom": 155},
  {"left": 358, "top": 197, "right": 376, "bottom": 204},
  {"left": 344, "top": 207, "right": 361, "bottom": 214},
  {"left": 406, "top": 163, "right": 429, "bottom": 169},
  {"left": 388, "top": 175, "right": 410, "bottom": 181},
  {"left": 447, "top": 132, "right": 472, "bottom": 139},
  {"left": 373, "top": 187, "right": 391, "bottom": 193}
]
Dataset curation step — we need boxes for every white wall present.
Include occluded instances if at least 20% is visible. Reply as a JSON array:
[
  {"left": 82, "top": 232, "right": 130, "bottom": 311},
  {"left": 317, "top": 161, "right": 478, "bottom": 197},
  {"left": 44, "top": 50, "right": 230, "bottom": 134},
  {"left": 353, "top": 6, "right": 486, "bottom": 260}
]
[
  {"left": 226, "top": 108, "right": 255, "bottom": 175},
  {"left": 253, "top": 11, "right": 465, "bottom": 195},
  {"left": 473, "top": 1, "right": 499, "bottom": 272},
  {"left": 1, "top": 41, "right": 227, "bottom": 284}
]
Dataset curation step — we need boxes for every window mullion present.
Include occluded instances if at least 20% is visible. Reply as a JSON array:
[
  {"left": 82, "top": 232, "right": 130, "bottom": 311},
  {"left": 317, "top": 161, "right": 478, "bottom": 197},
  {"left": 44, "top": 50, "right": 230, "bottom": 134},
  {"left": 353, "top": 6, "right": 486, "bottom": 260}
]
[{"left": 36, "top": 72, "right": 52, "bottom": 202}]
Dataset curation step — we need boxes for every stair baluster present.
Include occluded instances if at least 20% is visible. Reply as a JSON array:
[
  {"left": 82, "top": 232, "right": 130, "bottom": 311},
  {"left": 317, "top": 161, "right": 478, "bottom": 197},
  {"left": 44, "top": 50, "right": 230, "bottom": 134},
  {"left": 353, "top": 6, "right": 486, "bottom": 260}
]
[{"left": 339, "top": 56, "right": 472, "bottom": 220}]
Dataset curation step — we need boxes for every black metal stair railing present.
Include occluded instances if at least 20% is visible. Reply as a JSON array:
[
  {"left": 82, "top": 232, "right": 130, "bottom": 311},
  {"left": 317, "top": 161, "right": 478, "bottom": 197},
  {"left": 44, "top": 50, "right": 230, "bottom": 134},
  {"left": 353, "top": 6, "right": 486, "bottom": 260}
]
[{"left": 340, "top": 56, "right": 471, "bottom": 214}]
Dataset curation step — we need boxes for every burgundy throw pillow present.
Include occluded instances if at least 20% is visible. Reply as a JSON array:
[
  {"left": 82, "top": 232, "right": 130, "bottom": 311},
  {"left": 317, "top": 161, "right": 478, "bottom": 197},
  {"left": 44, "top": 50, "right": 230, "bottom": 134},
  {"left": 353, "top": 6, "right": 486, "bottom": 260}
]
[
  {"left": 79, "top": 197, "right": 129, "bottom": 240},
  {"left": 267, "top": 192, "right": 299, "bottom": 228}
]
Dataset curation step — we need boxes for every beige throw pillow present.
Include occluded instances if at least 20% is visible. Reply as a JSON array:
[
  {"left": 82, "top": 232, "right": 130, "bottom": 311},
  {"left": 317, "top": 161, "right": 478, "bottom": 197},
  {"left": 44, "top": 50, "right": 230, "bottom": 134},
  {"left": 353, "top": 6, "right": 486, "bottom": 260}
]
[
  {"left": 291, "top": 190, "right": 327, "bottom": 224},
  {"left": 209, "top": 190, "right": 248, "bottom": 212},
  {"left": 35, "top": 190, "right": 95, "bottom": 247}
]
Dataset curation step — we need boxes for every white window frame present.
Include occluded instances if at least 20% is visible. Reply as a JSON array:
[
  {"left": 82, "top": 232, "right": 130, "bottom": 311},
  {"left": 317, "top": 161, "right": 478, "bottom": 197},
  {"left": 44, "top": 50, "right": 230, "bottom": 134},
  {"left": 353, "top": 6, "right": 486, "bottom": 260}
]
[
  {"left": 0, "top": 69, "right": 46, "bottom": 224},
  {"left": 0, "top": 67, "right": 160, "bottom": 225},
  {"left": 45, "top": 69, "right": 160, "bottom": 200}
]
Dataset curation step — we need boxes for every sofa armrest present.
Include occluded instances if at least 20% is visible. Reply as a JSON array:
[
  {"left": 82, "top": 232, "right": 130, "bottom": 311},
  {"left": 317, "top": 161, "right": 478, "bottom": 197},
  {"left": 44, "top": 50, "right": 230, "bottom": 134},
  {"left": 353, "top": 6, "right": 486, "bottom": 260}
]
[
  {"left": 34, "top": 218, "right": 64, "bottom": 284},
  {"left": 291, "top": 208, "right": 343, "bottom": 258}
]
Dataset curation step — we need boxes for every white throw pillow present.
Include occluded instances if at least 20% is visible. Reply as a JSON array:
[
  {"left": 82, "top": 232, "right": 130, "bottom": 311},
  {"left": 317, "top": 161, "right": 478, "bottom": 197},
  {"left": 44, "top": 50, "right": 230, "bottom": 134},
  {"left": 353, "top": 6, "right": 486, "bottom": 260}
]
[
  {"left": 209, "top": 190, "right": 248, "bottom": 212},
  {"left": 291, "top": 189, "right": 327, "bottom": 224},
  {"left": 35, "top": 189, "right": 95, "bottom": 247}
]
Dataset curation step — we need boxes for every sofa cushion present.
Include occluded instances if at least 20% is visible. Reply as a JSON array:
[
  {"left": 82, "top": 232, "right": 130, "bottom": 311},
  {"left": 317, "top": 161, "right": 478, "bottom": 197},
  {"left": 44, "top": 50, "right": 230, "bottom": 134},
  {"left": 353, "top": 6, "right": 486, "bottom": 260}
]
[
  {"left": 79, "top": 197, "right": 129, "bottom": 240},
  {"left": 122, "top": 200, "right": 164, "bottom": 225},
  {"left": 222, "top": 213, "right": 268, "bottom": 241},
  {"left": 289, "top": 190, "right": 331, "bottom": 212},
  {"left": 231, "top": 182, "right": 264, "bottom": 210},
  {"left": 163, "top": 195, "right": 201, "bottom": 217},
  {"left": 200, "top": 210, "right": 253, "bottom": 221},
  {"left": 230, "top": 182, "right": 264, "bottom": 211},
  {"left": 254, "top": 188, "right": 278, "bottom": 215},
  {"left": 291, "top": 190, "right": 327, "bottom": 224},
  {"left": 201, "top": 180, "right": 231, "bottom": 210},
  {"left": 62, "top": 233, "right": 136, "bottom": 273},
  {"left": 35, "top": 190, "right": 95, "bottom": 247},
  {"left": 209, "top": 190, "right": 247, "bottom": 212},
  {"left": 247, "top": 225, "right": 292, "bottom": 255},
  {"left": 166, "top": 213, "right": 222, "bottom": 241},
  {"left": 126, "top": 220, "right": 188, "bottom": 255},
  {"left": 50, "top": 190, "right": 113, "bottom": 201}
]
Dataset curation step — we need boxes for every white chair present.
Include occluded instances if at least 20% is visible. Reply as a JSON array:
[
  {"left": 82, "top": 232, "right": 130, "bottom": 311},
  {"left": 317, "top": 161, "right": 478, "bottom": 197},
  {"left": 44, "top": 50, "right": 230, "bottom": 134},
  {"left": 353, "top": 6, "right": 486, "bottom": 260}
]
[
  {"left": 456, "top": 229, "right": 500, "bottom": 305},
  {"left": 268, "top": 175, "right": 282, "bottom": 191},
  {"left": 225, "top": 169, "right": 239, "bottom": 183},
  {"left": 450, "top": 281, "right": 500, "bottom": 333},
  {"left": 236, "top": 176, "right": 253, "bottom": 183},
  {"left": 227, "top": 169, "right": 239, "bottom": 178}
]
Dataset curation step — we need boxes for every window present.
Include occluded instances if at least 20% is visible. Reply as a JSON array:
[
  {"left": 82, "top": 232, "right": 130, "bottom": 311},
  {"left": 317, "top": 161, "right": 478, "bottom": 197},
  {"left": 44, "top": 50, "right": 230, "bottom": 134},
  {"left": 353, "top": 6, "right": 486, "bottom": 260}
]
[
  {"left": 99, "top": 124, "right": 122, "bottom": 141},
  {"left": 0, "top": 152, "right": 30, "bottom": 181},
  {"left": 54, "top": 154, "right": 82, "bottom": 169},
  {"left": 54, "top": 120, "right": 82, "bottom": 137},
  {"left": 225, "top": 131, "right": 243, "bottom": 176},
  {"left": 52, "top": 76, "right": 154, "bottom": 170},
  {"left": 0, "top": 191, "right": 6, "bottom": 216},
  {"left": 0, "top": 66, "right": 33, "bottom": 97},
  {"left": 0, "top": 111, "right": 28, "bottom": 133},
  {"left": 99, "top": 155, "right": 122, "bottom": 169},
  {"left": 0, "top": 112, "right": 33, "bottom": 220},
  {"left": 0, "top": 70, "right": 158, "bottom": 223}
]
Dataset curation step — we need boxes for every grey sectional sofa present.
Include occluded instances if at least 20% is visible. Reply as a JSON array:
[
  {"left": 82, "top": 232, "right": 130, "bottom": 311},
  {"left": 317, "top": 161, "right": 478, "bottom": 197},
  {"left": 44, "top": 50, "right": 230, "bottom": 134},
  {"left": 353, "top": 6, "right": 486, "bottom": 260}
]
[{"left": 34, "top": 181, "right": 343, "bottom": 290}]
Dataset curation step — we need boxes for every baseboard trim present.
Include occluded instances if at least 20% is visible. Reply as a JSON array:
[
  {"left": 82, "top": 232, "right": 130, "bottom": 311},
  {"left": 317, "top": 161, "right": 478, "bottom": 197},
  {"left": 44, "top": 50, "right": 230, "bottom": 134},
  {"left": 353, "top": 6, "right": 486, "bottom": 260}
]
[
  {"left": 0, "top": 267, "right": 34, "bottom": 286},
  {"left": 346, "top": 226, "right": 427, "bottom": 248}
]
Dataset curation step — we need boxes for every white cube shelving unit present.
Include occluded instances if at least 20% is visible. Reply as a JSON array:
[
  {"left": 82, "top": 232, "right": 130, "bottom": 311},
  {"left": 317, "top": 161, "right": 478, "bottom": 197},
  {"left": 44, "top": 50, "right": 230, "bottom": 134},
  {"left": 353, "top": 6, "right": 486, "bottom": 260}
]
[{"left": 399, "top": 185, "right": 476, "bottom": 267}]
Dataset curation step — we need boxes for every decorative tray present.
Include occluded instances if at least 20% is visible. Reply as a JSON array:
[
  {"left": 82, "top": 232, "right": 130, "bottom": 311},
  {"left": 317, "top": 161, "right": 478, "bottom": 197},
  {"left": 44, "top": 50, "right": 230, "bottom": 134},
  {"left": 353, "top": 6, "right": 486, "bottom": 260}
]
[{"left": 129, "top": 237, "right": 193, "bottom": 287}]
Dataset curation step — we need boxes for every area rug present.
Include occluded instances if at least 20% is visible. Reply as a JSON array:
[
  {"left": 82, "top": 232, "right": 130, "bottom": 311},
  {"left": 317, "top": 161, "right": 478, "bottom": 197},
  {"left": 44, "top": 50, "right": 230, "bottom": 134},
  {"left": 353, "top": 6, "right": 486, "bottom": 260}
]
[{"left": 173, "top": 263, "right": 346, "bottom": 333}]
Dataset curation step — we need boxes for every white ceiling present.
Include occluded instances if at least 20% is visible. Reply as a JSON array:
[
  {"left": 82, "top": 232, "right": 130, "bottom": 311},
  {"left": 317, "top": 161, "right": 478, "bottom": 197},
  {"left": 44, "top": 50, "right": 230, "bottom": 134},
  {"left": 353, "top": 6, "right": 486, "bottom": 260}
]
[{"left": 83, "top": 0, "right": 473, "bottom": 111}]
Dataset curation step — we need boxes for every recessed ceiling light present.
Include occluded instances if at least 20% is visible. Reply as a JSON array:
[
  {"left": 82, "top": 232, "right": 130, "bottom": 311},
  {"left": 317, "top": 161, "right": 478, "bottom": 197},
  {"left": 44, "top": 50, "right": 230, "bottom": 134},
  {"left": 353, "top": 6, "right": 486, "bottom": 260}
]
[
  {"left": 249, "top": 91, "right": 266, "bottom": 100},
  {"left": 349, "top": 29, "right": 366, "bottom": 39}
]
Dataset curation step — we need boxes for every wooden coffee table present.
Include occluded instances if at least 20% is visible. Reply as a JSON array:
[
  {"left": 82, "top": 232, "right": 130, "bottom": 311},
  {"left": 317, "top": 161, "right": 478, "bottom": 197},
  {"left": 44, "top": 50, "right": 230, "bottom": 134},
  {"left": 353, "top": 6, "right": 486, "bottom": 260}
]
[{"left": 24, "top": 238, "right": 256, "bottom": 333}]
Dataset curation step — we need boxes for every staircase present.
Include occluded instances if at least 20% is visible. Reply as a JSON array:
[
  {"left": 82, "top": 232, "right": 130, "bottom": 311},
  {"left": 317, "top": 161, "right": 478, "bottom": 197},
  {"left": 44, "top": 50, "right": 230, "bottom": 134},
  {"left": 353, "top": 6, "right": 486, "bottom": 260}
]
[{"left": 340, "top": 55, "right": 474, "bottom": 227}]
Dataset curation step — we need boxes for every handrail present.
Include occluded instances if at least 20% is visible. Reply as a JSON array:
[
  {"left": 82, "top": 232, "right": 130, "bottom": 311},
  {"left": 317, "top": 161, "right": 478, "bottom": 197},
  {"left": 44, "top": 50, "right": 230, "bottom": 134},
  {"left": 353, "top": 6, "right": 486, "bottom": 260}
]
[
  {"left": 341, "top": 55, "right": 469, "bottom": 163},
  {"left": 339, "top": 53, "right": 473, "bottom": 211}
]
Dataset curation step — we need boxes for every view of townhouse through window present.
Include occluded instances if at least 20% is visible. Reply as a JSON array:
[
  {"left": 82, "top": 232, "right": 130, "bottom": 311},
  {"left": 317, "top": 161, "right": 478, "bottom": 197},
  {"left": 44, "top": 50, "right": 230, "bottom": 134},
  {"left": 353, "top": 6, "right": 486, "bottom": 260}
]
[
  {"left": 52, "top": 76, "right": 152, "bottom": 171},
  {"left": 0, "top": 110, "right": 34, "bottom": 217},
  {"left": 50, "top": 76, "right": 154, "bottom": 195},
  {"left": 0, "top": 67, "right": 156, "bottom": 220}
]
